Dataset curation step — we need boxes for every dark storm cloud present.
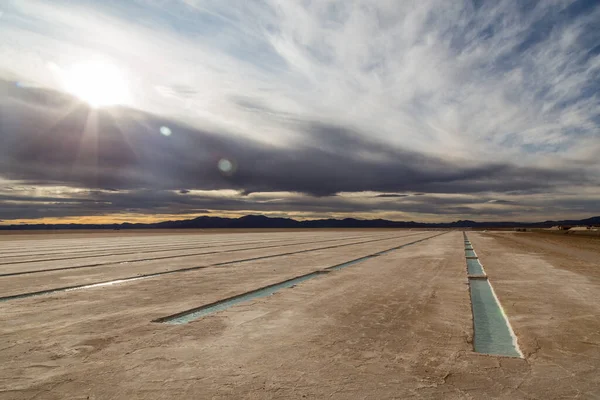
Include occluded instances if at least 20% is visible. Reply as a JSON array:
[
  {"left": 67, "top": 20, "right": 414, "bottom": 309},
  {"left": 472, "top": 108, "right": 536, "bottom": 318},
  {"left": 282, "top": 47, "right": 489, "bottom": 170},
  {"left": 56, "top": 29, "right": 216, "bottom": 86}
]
[
  {"left": 0, "top": 189, "right": 469, "bottom": 220},
  {"left": 1, "top": 80, "right": 593, "bottom": 198},
  {"left": 0, "top": 190, "right": 213, "bottom": 220},
  {"left": 487, "top": 199, "right": 514, "bottom": 204},
  {"left": 1, "top": 184, "right": 597, "bottom": 222}
]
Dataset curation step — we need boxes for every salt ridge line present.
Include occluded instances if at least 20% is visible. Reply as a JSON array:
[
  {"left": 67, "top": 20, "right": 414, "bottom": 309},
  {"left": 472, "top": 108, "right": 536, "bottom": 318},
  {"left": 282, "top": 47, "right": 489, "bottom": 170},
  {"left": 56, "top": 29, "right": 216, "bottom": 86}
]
[
  {"left": 0, "top": 229, "right": 352, "bottom": 250},
  {"left": 0, "top": 232, "right": 403, "bottom": 277},
  {"left": 212, "top": 231, "right": 426, "bottom": 267},
  {"left": 0, "top": 232, "right": 347, "bottom": 256},
  {"left": 0, "top": 233, "right": 430, "bottom": 302},
  {"left": 0, "top": 233, "right": 427, "bottom": 301},
  {"left": 0, "top": 232, "right": 378, "bottom": 265},
  {"left": 0, "top": 236, "right": 294, "bottom": 258},
  {"left": 155, "top": 232, "right": 449, "bottom": 324},
  {"left": 0, "top": 233, "right": 342, "bottom": 257},
  {"left": 0, "top": 232, "right": 405, "bottom": 277},
  {"left": 1, "top": 240, "right": 281, "bottom": 262},
  {"left": 0, "top": 236, "right": 251, "bottom": 253},
  {"left": 0, "top": 237, "right": 320, "bottom": 262},
  {"left": 0, "top": 230, "right": 315, "bottom": 247}
]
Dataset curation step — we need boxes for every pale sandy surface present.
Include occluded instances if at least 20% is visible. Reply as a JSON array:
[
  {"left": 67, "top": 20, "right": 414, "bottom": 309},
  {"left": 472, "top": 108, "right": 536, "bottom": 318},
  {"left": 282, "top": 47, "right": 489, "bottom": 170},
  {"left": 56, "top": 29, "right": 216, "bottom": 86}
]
[{"left": 0, "top": 230, "right": 599, "bottom": 399}]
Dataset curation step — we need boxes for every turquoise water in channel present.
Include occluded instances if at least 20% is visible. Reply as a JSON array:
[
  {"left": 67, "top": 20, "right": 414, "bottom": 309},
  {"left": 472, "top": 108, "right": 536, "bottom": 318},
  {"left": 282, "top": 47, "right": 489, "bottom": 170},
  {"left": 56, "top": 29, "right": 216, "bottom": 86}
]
[
  {"left": 469, "top": 279, "right": 520, "bottom": 357},
  {"left": 165, "top": 272, "right": 325, "bottom": 324},
  {"left": 466, "top": 258, "right": 485, "bottom": 275},
  {"left": 160, "top": 232, "right": 447, "bottom": 324}
]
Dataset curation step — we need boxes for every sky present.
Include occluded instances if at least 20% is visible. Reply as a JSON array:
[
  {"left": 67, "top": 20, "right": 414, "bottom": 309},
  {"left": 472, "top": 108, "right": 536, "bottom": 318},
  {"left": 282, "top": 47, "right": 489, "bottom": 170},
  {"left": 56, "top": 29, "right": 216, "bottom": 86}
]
[{"left": 0, "top": 0, "right": 599, "bottom": 224}]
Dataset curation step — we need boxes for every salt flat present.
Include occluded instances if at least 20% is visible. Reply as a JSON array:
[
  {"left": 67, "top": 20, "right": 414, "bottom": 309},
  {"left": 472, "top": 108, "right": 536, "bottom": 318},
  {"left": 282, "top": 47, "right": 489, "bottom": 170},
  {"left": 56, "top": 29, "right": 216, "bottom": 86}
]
[{"left": 0, "top": 230, "right": 598, "bottom": 399}]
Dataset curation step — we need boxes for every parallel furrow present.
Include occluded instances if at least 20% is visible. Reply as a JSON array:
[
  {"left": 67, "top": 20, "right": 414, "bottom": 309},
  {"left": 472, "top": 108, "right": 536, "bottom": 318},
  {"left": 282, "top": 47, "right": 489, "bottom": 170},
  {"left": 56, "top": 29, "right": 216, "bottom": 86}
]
[{"left": 0, "top": 233, "right": 426, "bottom": 302}]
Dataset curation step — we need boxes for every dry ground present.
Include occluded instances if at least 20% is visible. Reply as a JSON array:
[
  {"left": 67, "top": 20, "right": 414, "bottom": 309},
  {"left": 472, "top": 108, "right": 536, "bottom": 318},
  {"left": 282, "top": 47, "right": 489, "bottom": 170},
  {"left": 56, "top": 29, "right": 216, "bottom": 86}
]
[
  {"left": 0, "top": 228, "right": 411, "bottom": 241},
  {"left": 0, "top": 230, "right": 598, "bottom": 399}
]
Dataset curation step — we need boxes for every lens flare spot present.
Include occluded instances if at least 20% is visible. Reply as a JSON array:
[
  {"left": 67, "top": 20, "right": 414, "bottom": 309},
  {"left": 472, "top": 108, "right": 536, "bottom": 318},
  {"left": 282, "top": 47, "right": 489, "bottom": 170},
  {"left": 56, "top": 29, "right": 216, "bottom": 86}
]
[
  {"left": 160, "top": 126, "right": 172, "bottom": 136},
  {"left": 218, "top": 159, "right": 232, "bottom": 172},
  {"left": 218, "top": 158, "right": 236, "bottom": 176}
]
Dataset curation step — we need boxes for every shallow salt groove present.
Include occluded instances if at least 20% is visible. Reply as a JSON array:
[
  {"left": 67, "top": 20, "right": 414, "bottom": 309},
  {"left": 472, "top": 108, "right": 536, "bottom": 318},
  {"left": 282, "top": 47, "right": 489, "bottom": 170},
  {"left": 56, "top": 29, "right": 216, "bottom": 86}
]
[
  {"left": 156, "top": 232, "right": 447, "bottom": 324},
  {"left": 155, "top": 271, "right": 329, "bottom": 324},
  {"left": 0, "top": 235, "right": 314, "bottom": 260},
  {"left": 0, "top": 232, "right": 321, "bottom": 248},
  {"left": 463, "top": 233, "right": 523, "bottom": 358},
  {"left": 0, "top": 236, "right": 242, "bottom": 253},
  {"left": 0, "top": 233, "right": 426, "bottom": 302},
  {"left": 1, "top": 232, "right": 385, "bottom": 260},
  {"left": 0, "top": 233, "right": 361, "bottom": 258},
  {"left": 0, "top": 238, "right": 305, "bottom": 266},
  {"left": 0, "top": 233, "right": 396, "bottom": 278}
]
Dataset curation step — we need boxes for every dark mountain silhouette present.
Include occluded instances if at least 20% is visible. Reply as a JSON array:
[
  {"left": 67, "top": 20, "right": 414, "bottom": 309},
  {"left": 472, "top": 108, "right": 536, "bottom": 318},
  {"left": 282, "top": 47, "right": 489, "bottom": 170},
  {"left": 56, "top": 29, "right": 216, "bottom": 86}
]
[{"left": 1, "top": 215, "right": 598, "bottom": 230}]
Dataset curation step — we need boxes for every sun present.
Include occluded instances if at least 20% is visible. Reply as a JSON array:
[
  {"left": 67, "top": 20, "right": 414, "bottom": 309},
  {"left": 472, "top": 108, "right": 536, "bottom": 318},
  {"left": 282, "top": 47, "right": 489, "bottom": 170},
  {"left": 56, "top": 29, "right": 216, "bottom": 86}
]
[{"left": 61, "top": 60, "right": 131, "bottom": 108}]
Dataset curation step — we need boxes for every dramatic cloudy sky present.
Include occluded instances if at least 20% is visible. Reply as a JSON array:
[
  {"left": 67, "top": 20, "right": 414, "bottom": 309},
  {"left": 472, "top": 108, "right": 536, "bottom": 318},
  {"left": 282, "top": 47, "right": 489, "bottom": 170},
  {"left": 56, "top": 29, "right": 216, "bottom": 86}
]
[{"left": 1, "top": 0, "right": 599, "bottom": 224}]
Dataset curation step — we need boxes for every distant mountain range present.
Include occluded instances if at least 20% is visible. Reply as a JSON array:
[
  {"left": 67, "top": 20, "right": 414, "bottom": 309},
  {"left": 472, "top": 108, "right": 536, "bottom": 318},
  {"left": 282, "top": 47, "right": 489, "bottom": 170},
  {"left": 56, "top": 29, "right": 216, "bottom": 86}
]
[{"left": 1, "top": 215, "right": 599, "bottom": 230}]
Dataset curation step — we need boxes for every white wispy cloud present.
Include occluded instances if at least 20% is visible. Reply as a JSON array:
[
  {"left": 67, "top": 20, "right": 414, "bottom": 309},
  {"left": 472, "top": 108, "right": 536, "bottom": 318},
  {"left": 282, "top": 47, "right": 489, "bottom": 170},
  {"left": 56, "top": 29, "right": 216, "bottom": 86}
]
[
  {"left": 0, "top": 0, "right": 598, "bottom": 221},
  {"left": 2, "top": 1, "right": 598, "bottom": 158}
]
